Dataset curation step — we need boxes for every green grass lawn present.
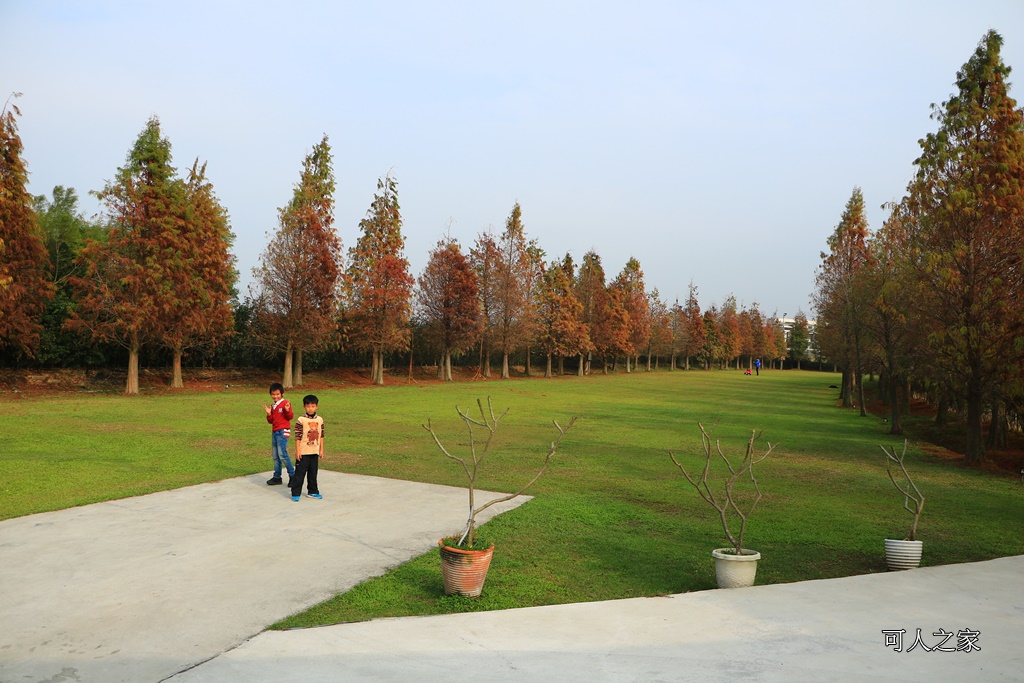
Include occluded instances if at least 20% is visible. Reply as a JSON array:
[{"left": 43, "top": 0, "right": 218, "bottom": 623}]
[{"left": 4, "top": 369, "right": 1022, "bottom": 628}]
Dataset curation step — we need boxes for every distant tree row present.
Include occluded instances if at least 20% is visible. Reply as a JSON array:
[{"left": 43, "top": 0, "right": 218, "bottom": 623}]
[
  {"left": 813, "top": 30, "right": 1024, "bottom": 465},
  {"left": 0, "top": 96, "right": 801, "bottom": 393}
]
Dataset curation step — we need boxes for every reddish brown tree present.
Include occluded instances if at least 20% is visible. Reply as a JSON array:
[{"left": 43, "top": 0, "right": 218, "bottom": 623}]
[
  {"left": 416, "top": 237, "right": 481, "bottom": 381},
  {"left": 252, "top": 135, "right": 342, "bottom": 387},
  {"left": 901, "top": 30, "right": 1024, "bottom": 463},
  {"left": 520, "top": 241, "right": 545, "bottom": 377},
  {"left": 69, "top": 116, "right": 186, "bottom": 394},
  {"left": 813, "top": 187, "right": 872, "bottom": 413},
  {"left": 158, "top": 160, "right": 236, "bottom": 388},
  {"left": 699, "top": 307, "right": 719, "bottom": 369},
  {"left": 745, "top": 302, "right": 769, "bottom": 369},
  {"left": 347, "top": 175, "right": 414, "bottom": 385},
  {"left": 717, "top": 296, "right": 743, "bottom": 369},
  {"left": 492, "top": 203, "right": 534, "bottom": 378},
  {"left": 537, "top": 254, "right": 591, "bottom": 377},
  {"left": 646, "top": 289, "right": 672, "bottom": 370},
  {"left": 738, "top": 307, "right": 755, "bottom": 369},
  {"left": 469, "top": 231, "right": 500, "bottom": 377},
  {"left": 0, "top": 93, "right": 55, "bottom": 357},
  {"left": 610, "top": 257, "right": 649, "bottom": 372},
  {"left": 576, "top": 250, "right": 613, "bottom": 373},
  {"left": 604, "top": 284, "right": 633, "bottom": 372},
  {"left": 679, "top": 282, "right": 705, "bottom": 370}
]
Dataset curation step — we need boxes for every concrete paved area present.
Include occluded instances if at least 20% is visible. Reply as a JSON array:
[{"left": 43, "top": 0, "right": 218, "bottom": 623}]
[
  {"left": 2, "top": 473, "right": 1022, "bottom": 683},
  {"left": 170, "top": 555, "right": 1024, "bottom": 682},
  {"left": 0, "top": 472, "right": 527, "bottom": 683}
]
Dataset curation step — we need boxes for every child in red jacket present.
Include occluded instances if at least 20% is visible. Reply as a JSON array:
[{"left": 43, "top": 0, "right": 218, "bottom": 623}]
[{"left": 262, "top": 382, "right": 295, "bottom": 486}]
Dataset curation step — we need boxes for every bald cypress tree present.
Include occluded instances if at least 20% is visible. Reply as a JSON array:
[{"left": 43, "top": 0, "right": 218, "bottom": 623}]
[
  {"left": 69, "top": 116, "right": 185, "bottom": 394},
  {"left": 347, "top": 175, "right": 414, "bottom": 385},
  {"left": 0, "top": 93, "right": 54, "bottom": 358},
  {"left": 416, "top": 237, "right": 480, "bottom": 381},
  {"left": 814, "top": 187, "right": 872, "bottom": 414},
  {"left": 252, "top": 135, "right": 342, "bottom": 387},
  {"left": 902, "top": 30, "right": 1024, "bottom": 464}
]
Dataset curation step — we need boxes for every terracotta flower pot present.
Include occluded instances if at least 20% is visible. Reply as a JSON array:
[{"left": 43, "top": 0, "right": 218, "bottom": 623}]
[
  {"left": 439, "top": 540, "right": 495, "bottom": 597},
  {"left": 711, "top": 548, "right": 761, "bottom": 588}
]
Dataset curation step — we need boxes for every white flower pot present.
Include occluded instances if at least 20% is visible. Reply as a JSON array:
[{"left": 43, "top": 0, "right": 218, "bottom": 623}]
[
  {"left": 712, "top": 548, "right": 761, "bottom": 588},
  {"left": 884, "top": 539, "right": 922, "bottom": 570}
]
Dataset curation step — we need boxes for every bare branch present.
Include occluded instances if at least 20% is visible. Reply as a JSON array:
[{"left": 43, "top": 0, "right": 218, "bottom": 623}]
[
  {"left": 671, "top": 422, "right": 775, "bottom": 553},
  {"left": 423, "top": 419, "right": 472, "bottom": 482},
  {"left": 880, "top": 440, "right": 924, "bottom": 541},
  {"left": 426, "top": 398, "right": 576, "bottom": 546},
  {"left": 475, "top": 416, "right": 577, "bottom": 515}
]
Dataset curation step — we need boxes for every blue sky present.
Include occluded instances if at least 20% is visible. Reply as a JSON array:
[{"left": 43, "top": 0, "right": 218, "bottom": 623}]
[{"left": 3, "top": 1, "right": 1023, "bottom": 317}]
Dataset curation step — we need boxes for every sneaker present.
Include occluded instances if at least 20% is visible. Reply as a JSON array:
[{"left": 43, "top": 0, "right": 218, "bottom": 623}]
[
  {"left": 291, "top": 495, "right": 300, "bottom": 502},
  {"left": 307, "top": 493, "right": 322, "bottom": 499},
  {"left": 267, "top": 477, "right": 283, "bottom": 486}
]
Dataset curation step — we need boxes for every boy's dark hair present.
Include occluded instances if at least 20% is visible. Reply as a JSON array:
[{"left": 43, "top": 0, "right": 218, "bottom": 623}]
[
  {"left": 303, "top": 394, "right": 319, "bottom": 405},
  {"left": 269, "top": 382, "right": 284, "bottom": 394}
]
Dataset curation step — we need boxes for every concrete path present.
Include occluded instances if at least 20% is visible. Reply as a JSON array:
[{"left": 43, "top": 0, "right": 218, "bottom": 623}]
[
  {"left": 170, "top": 555, "right": 1024, "bottom": 682},
  {"left": 0, "top": 472, "right": 528, "bottom": 683},
  {"left": 3, "top": 473, "right": 1022, "bottom": 683}
]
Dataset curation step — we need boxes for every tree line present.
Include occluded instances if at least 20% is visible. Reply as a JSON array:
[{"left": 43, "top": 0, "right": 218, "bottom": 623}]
[
  {"left": 1, "top": 100, "right": 811, "bottom": 394},
  {"left": 813, "top": 31, "right": 1024, "bottom": 465}
]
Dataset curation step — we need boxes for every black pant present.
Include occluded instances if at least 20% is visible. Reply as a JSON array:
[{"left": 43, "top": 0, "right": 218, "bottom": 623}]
[{"left": 291, "top": 454, "right": 319, "bottom": 496}]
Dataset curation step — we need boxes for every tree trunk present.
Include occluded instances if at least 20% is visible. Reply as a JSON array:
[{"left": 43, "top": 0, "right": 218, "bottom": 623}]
[
  {"left": 294, "top": 348, "right": 303, "bottom": 387},
  {"left": 841, "top": 368, "right": 853, "bottom": 407},
  {"left": 902, "top": 377, "right": 912, "bottom": 417},
  {"left": 964, "top": 377, "right": 985, "bottom": 464},
  {"left": 126, "top": 334, "right": 140, "bottom": 395},
  {"left": 558, "top": 355, "right": 564, "bottom": 376},
  {"left": 172, "top": 346, "right": 183, "bottom": 389},
  {"left": 445, "top": 352, "right": 453, "bottom": 382},
  {"left": 545, "top": 353, "right": 552, "bottom": 378},
  {"left": 483, "top": 347, "right": 491, "bottom": 378},
  {"left": 525, "top": 345, "right": 532, "bottom": 376},
  {"left": 625, "top": 355, "right": 630, "bottom": 373},
  {"left": 936, "top": 390, "right": 949, "bottom": 426},
  {"left": 987, "top": 397, "right": 1003, "bottom": 449},
  {"left": 578, "top": 353, "right": 585, "bottom": 376},
  {"left": 373, "top": 349, "right": 385, "bottom": 386},
  {"left": 855, "top": 362, "right": 867, "bottom": 418},
  {"left": 501, "top": 352, "right": 510, "bottom": 379},
  {"left": 283, "top": 343, "right": 294, "bottom": 389},
  {"left": 888, "top": 376, "right": 903, "bottom": 436}
]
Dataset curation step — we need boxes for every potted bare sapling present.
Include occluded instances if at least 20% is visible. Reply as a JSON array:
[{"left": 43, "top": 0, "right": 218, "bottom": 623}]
[
  {"left": 670, "top": 422, "right": 776, "bottom": 588},
  {"left": 880, "top": 440, "right": 925, "bottom": 570},
  {"left": 423, "top": 397, "right": 576, "bottom": 597}
]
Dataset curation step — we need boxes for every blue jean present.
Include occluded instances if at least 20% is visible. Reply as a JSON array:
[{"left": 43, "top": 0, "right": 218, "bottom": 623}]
[{"left": 271, "top": 430, "right": 295, "bottom": 478}]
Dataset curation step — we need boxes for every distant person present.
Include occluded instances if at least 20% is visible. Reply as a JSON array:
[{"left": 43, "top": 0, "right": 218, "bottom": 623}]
[
  {"left": 745, "top": 367, "right": 752, "bottom": 376},
  {"left": 291, "top": 394, "right": 325, "bottom": 502},
  {"left": 755, "top": 358, "right": 761, "bottom": 376},
  {"left": 263, "top": 382, "right": 295, "bottom": 486}
]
